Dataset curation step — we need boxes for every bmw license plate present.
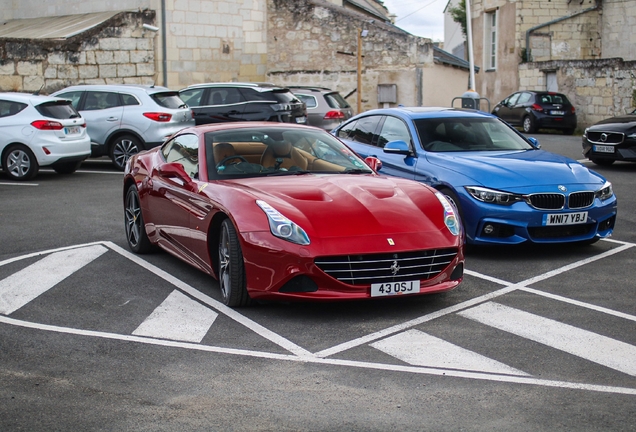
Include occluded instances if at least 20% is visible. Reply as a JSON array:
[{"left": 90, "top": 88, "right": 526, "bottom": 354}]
[
  {"left": 295, "top": 116, "right": 307, "bottom": 124},
  {"left": 371, "top": 280, "right": 419, "bottom": 297},
  {"left": 543, "top": 211, "right": 588, "bottom": 226},
  {"left": 551, "top": 110, "right": 565, "bottom": 115},
  {"left": 64, "top": 126, "right": 81, "bottom": 135},
  {"left": 593, "top": 145, "right": 614, "bottom": 153}
]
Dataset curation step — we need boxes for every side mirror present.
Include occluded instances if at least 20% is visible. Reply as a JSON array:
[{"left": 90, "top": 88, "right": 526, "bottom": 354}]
[
  {"left": 364, "top": 156, "right": 382, "bottom": 172},
  {"left": 383, "top": 140, "right": 411, "bottom": 155},
  {"left": 157, "top": 162, "right": 193, "bottom": 184},
  {"left": 526, "top": 137, "right": 541, "bottom": 149}
]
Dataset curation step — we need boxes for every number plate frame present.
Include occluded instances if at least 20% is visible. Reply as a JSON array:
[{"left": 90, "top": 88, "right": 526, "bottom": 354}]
[
  {"left": 542, "top": 211, "right": 588, "bottom": 226},
  {"left": 550, "top": 110, "right": 565, "bottom": 115},
  {"left": 64, "top": 126, "right": 81, "bottom": 135},
  {"left": 593, "top": 145, "right": 615, "bottom": 153},
  {"left": 370, "top": 280, "right": 420, "bottom": 297}
]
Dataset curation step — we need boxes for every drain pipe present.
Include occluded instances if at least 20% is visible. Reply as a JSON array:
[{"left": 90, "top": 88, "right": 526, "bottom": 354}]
[
  {"left": 525, "top": 1, "right": 599, "bottom": 62},
  {"left": 161, "top": 0, "right": 168, "bottom": 86}
]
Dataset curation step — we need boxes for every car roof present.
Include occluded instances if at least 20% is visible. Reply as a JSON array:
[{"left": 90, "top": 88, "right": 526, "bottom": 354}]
[
  {"left": 177, "top": 121, "right": 325, "bottom": 136},
  {"left": 352, "top": 107, "right": 497, "bottom": 120},
  {"left": 52, "top": 84, "right": 174, "bottom": 95},
  {"left": 183, "top": 82, "right": 284, "bottom": 91},
  {"left": 0, "top": 92, "right": 67, "bottom": 104},
  {"left": 288, "top": 86, "right": 334, "bottom": 93}
]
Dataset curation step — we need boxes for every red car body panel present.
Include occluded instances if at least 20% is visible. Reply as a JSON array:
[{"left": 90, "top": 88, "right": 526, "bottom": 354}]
[{"left": 124, "top": 123, "right": 464, "bottom": 302}]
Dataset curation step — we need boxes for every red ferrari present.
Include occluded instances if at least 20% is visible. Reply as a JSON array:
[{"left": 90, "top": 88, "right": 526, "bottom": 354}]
[{"left": 123, "top": 123, "right": 464, "bottom": 307}]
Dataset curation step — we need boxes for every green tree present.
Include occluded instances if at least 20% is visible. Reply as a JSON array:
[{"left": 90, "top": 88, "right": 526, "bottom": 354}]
[{"left": 448, "top": 0, "right": 467, "bottom": 38}]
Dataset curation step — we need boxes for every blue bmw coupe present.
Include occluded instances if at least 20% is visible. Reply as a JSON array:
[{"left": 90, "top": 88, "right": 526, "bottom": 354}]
[{"left": 332, "top": 107, "right": 617, "bottom": 245}]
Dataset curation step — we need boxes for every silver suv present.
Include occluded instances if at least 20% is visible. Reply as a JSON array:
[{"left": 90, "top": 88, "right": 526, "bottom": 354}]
[
  {"left": 288, "top": 87, "right": 353, "bottom": 131},
  {"left": 52, "top": 84, "right": 194, "bottom": 169}
]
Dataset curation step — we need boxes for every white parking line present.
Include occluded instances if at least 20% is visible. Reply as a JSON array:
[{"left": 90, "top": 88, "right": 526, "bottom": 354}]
[
  {"left": 0, "top": 182, "right": 38, "bottom": 186},
  {"left": 459, "top": 302, "right": 636, "bottom": 377},
  {"left": 371, "top": 329, "right": 530, "bottom": 376},
  {"left": 0, "top": 245, "right": 107, "bottom": 315},
  {"left": 132, "top": 290, "right": 218, "bottom": 343}
]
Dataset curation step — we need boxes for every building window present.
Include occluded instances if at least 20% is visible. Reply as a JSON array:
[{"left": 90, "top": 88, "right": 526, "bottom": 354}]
[{"left": 486, "top": 11, "right": 497, "bottom": 69}]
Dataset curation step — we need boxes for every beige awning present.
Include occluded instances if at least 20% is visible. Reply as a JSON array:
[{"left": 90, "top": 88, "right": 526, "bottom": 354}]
[{"left": 0, "top": 11, "right": 121, "bottom": 39}]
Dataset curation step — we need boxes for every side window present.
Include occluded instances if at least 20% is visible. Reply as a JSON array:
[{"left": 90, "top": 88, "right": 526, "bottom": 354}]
[
  {"left": 179, "top": 88, "right": 204, "bottom": 107},
  {"left": 210, "top": 88, "right": 245, "bottom": 105},
  {"left": 161, "top": 134, "right": 200, "bottom": 179},
  {"left": 377, "top": 116, "right": 411, "bottom": 148},
  {"left": 121, "top": 93, "right": 140, "bottom": 106},
  {"left": 507, "top": 93, "right": 521, "bottom": 106},
  {"left": 83, "top": 92, "right": 121, "bottom": 110},
  {"left": 55, "top": 91, "right": 84, "bottom": 109},
  {"left": 0, "top": 99, "right": 27, "bottom": 117},
  {"left": 295, "top": 94, "right": 317, "bottom": 108},
  {"left": 348, "top": 116, "right": 381, "bottom": 146},
  {"left": 336, "top": 120, "right": 358, "bottom": 139},
  {"left": 517, "top": 93, "right": 532, "bottom": 104}
]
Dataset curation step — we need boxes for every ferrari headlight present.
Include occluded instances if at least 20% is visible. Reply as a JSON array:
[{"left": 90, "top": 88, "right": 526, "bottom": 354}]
[
  {"left": 595, "top": 181, "right": 613, "bottom": 201},
  {"left": 256, "top": 200, "right": 310, "bottom": 245},
  {"left": 435, "top": 192, "right": 460, "bottom": 236},
  {"left": 465, "top": 186, "right": 521, "bottom": 206}
]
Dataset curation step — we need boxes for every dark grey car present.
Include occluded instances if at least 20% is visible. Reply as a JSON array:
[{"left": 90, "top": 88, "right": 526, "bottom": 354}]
[{"left": 289, "top": 86, "right": 353, "bottom": 131}]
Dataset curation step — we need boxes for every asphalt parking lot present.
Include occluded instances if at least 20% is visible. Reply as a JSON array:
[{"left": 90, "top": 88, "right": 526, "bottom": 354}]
[{"left": 1, "top": 133, "right": 635, "bottom": 431}]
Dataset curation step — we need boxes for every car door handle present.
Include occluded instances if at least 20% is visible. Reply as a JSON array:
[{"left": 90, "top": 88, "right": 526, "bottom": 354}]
[{"left": 107, "top": 117, "right": 118, "bottom": 121}]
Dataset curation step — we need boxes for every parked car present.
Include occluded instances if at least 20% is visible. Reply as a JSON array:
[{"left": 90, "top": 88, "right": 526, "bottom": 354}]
[
  {"left": 123, "top": 122, "right": 464, "bottom": 306},
  {"left": 491, "top": 90, "right": 577, "bottom": 135},
  {"left": 0, "top": 92, "right": 91, "bottom": 181},
  {"left": 52, "top": 84, "right": 194, "bottom": 170},
  {"left": 288, "top": 86, "right": 353, "bottom": 130},
  {"left": 332, "top": 107, "right": 616, "bottom": 246},
  {"left": 582, "top": 108, "right": 636, "bottom": 166},
  {"left": 178, "top": 82, "right": 307, "bottom": 126}
]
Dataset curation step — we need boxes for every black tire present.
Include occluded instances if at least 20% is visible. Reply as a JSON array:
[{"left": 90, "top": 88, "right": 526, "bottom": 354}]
[
  {"left": 110, "top": 135, "right": 142, "bottom": 171},
  {"left": 2, "top": 144, "right": 39, "bottom": 180},
  {"left": 52, "top": 160, "right": 82, "bottom": 174},
  {"left": 522, "top": 115, "right": 536, "bottom": 133},
  {"left": 218, "top": 218, "right": 251, "bottom": 307},
  {"left": 124, "top": 185, "right": 154, "bottom": 254},
  {"left": 591, "top": 158, "right": 615, "bottom": 166}
]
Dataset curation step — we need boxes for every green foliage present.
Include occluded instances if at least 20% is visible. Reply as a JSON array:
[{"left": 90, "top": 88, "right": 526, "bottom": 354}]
[{"left": 448, "top": 0, "right": 467, "bottom": 38}]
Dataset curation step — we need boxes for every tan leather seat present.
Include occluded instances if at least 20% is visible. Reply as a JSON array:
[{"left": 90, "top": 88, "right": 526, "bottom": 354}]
[{"left": 260, "top": 141, "right": 309, "bottom": 170}]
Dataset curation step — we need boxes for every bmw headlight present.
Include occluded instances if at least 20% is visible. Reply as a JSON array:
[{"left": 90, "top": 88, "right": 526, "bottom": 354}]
[
  {"left": 465, "top": 186, "right": 521, "bottom": 205},
  {"left": 435, "top": 192, "right": 460, "bottom": 236},
  {"left": 595, "top": 181, "right": 613, "bottom": 201},
  {"left": 256, "top": 200, "right": 310, "bottom": 245}
]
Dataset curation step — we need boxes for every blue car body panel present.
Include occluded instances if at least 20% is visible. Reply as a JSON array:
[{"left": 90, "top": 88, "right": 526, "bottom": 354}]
[{"left": 333, "top": 107, "right": 617, "bottom": 245}]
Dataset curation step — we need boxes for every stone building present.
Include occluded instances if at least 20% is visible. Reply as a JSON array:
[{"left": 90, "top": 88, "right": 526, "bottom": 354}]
[
  {"left": 0, "top": 0, "right": 473, "bottom": 113},
  {"left": 468, "top": 0, "right": 636, "bottom": 128}
]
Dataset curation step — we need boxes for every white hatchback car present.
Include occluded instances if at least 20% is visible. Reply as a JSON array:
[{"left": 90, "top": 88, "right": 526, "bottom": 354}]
[
  {"left": 52, "top": 84, "right": 194, "bottom": 170},
  {"left": 0, "top": 93, "right": 91, "bottom": 181}
]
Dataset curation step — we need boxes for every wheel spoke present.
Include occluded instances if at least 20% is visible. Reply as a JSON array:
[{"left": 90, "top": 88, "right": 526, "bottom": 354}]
[{"left": 218, "top": 227, "right": 231, "bottom": 299}]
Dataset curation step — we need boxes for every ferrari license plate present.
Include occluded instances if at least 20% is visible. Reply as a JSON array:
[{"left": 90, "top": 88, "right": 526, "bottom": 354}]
[
  {"left": 371, "top": 280, "right": 419, "bottom": 297},
  {"left": 593, "top": 145, "right": 614, "bottom": 153},
  {"left": 543, "top": 211, "right": 588, "bottom": 226},
  {"left": 551, "top": 110, "right": 565, "bottom": 115},
  {"left": 64, "top": 126, "right": 81, "bottom": 135}
]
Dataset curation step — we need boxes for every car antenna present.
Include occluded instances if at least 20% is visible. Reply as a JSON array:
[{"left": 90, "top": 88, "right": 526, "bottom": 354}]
[{"left": 33, "top": 84, "right": 44, "bottom": 96}]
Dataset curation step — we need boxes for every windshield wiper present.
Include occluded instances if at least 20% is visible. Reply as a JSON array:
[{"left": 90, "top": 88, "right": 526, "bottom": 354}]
[
  {"left": 343, "top": 168, "right": 373, "bottom": 174},
  {"left": 265, "top": 170, "right": 312, "bottom": 176}
]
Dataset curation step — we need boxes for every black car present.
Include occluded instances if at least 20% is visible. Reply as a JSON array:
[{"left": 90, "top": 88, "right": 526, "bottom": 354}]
[
  {"left": 582, "top": 108, "right": 636, "bottom": 166},
  {"left": 492, "top": 91, "right": 577, "bottom": 135},
  {"left": 178, "top": 82, "right": 307, "bottom": 126}
]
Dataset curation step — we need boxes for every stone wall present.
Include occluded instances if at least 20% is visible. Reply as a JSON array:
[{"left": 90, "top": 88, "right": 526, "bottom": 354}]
[
  {"left": 0, "top": 11, "right": 157, "bottom": 94},
  {"left": 519, "top": 58, "right": 636, "bottom": 128}
]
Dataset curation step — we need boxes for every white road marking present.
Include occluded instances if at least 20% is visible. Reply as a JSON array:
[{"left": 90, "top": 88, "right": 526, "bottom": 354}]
[
  {"left": 2, "top": 313, "right": 635, "bottom": 396},
  {"left": 132, "top": 290, "right": 218, "bottom": 343},
  {"left": 0, "top": 245, "right": 107, "bottom": 315},
  {"left": 371, "top": 329, "right": 530, "bottom": 376},
  {"left": 0, "top": 182, "right": 38, "bottom": 186},
  {"left": 459, "top": 302, "right": 636, "bottom": 377}
]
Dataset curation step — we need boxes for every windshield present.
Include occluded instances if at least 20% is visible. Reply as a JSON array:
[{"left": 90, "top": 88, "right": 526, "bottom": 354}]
[
  {"left": 205, "top": 127, "right": 372, "bottom": 179},
  {"left": 414, "top": 117, "right": 534, "bottom": 152}
]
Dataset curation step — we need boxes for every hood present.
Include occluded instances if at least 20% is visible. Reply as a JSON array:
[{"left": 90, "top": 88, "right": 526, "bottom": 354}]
[
  {"left": 426, "top": 149, "right": 605, "bottom": 191},
  {"left": 589, "top": 114, "right": 636, "bottom": 131},
  {"left": 227, "top": 175, "right": 446, "bottom": 238}
]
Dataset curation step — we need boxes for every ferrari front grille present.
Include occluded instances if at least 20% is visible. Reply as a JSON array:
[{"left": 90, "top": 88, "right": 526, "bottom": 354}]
[{"left": 314, "top": 248, "right": 458, "bottom": 286}]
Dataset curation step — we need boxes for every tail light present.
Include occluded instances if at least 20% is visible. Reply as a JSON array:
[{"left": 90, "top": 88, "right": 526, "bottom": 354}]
[
  {"left": 143, "top": 112, "right": 173, "bottom": 122},
  {"left": 31, "top": 120, "right": 64, "bottom": 130},
  {"left": 571, "top": 106, "right": 576, "bottom": 113},
  {"left": 324, "top": 110, "right": 345, "bottom": 120},
  {"left": 530, "top": 103, "right": 544, "bottom": 112}
]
